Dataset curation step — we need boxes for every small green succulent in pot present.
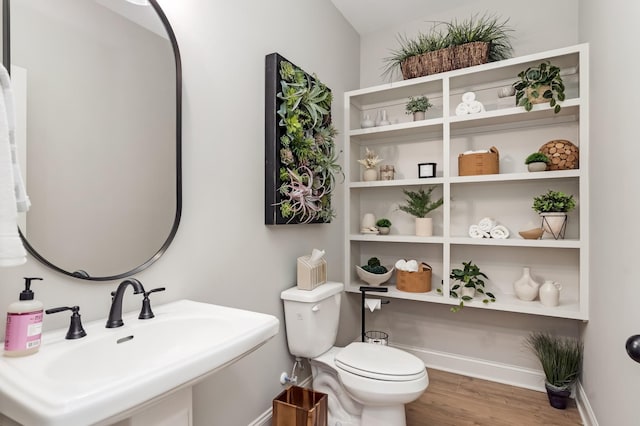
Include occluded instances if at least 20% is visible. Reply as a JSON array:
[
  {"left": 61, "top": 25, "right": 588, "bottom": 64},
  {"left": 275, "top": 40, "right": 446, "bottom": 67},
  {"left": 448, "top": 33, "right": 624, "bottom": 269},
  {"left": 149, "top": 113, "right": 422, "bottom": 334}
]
[
  {"left": 524, "top": 152, "right": 550, "bottom": 165},
  {"left": 375, "top": 218, "right": 392, "bottom": 228},
  {"left": 405, "top": 96, "right": 433, "bottom": 114},
  {"left": 513, "top": 61, "right": 565, "bottom": 114},
  {"left": 532, "top": 190, "right": 576, "bottom": 213}
]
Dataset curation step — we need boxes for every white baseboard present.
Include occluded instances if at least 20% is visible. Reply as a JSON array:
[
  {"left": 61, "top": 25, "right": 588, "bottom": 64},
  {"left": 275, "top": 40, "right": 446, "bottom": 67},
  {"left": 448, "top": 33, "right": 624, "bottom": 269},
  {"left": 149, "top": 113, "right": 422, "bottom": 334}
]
[
  {"left": 576, "top": 381, "right": 598, "bottom": 426},
  {"left": 247, "top": 376, "right": 313, "bottom": 426}
]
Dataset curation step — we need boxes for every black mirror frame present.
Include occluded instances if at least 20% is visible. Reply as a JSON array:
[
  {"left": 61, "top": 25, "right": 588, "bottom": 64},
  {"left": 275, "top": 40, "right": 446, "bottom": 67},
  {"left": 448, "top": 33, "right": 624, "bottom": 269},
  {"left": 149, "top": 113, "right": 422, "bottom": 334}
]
[{"left": 2, "top": 0, "right": 182, "bottom": 281}]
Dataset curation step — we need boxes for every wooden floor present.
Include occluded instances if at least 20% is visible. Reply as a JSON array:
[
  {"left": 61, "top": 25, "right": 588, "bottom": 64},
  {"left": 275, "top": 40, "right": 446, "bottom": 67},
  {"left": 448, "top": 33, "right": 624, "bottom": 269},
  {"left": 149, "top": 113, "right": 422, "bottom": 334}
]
[{"left": 406, "top": 369, "right": 583, "bottom": 426}]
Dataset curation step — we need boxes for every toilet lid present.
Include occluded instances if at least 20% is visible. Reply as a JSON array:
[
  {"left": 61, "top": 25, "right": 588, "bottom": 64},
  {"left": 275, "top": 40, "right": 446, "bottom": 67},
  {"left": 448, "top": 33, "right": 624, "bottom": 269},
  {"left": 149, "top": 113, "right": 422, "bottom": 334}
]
[{"left": 334, "top": 342, "right": 426, "bottom": 382}]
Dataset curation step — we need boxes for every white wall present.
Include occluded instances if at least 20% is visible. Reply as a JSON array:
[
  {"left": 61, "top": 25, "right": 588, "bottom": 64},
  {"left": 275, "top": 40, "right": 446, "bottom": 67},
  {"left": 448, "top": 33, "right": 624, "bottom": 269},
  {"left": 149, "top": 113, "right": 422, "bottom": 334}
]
[
  {"left": 579, "top": 1, "right": 640, "bottom": 425},
  {"left": 356, "top": 0, "right": 583, "bottom": 381},
  {"left": 360, "top": 0, "right": 579, "bottom": 87},
  {"left": 0, "top": 1, "right": 359, "bottom": 425}
]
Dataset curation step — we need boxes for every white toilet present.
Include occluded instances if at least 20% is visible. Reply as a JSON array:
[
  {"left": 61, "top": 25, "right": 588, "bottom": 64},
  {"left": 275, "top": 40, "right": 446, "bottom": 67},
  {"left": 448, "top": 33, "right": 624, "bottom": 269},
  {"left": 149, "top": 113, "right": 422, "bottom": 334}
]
[{"left": 281, "top": 282, "right": 428, "bottom": 426}]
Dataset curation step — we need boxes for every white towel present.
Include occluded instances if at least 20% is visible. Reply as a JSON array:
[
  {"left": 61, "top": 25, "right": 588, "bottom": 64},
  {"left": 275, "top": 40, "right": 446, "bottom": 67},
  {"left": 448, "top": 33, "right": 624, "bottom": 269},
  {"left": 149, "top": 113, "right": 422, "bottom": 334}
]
[
  {"left": 468, "top": 224, "right": 487, "bottom": 239},
  {"left": 462, "top": 92, "right": 476, "bottom": 104},
  {"left": 455, "top": 103, "right": 470, "bottom": 116},
  {"left": 490, "top": 225, "right": 510, "bottom": 239},
  {"left": 0, "top": 64, "right": 27, "bottom": 267},
  {"left": 468, "top": 100, "right": 485, "bottom": 114},
  {"left": 478, "top": 217, "right": 497, "bottom": 232}
]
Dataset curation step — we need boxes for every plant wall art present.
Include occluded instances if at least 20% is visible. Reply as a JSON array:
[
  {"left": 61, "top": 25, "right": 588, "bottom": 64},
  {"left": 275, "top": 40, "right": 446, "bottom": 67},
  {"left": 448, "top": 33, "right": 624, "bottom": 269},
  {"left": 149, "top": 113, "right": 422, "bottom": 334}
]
[{"left": 265, "top": 53, "right": 342, "bottom": 225}]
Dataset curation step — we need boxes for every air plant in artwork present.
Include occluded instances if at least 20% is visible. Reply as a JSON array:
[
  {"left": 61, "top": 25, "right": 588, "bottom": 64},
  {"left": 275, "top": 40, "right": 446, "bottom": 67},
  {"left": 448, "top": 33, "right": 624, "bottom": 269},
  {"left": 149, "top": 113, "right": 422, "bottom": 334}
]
[{"left": 277, "top": 166, "right": 328, "bottom": 224}]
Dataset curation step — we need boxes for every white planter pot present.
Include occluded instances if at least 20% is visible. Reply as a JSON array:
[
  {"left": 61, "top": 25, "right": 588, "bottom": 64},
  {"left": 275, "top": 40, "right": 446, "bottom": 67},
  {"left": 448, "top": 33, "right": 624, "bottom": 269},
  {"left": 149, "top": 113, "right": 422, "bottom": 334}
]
[
  {"left": 363, "top": 168, "right": 377, "bottom": 181},
  {"left": 540, "top": 212, "right": 567, "bottom": 239},
  {"left": 415, "top": 217, "right": 433, "bottom": 237},
  {"left": 461, "top": 286, "right": 476, "bottom": 298},
  {"left": 527, "top": 162, "right": 547, "bottom": 172},
  {"left": 413, "top": 111, "right": 425, "bottom": 121}
]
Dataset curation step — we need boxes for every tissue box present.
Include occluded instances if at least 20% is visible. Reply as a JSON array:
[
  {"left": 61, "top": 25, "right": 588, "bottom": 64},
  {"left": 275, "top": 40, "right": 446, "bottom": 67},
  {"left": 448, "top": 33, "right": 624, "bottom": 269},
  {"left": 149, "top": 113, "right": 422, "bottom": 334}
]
[
  {"left": 396, "top": 262, "right": 432, "bottom": 293},
  {"left": 297, "top": 256, "right": 327, "bottom": 290}
]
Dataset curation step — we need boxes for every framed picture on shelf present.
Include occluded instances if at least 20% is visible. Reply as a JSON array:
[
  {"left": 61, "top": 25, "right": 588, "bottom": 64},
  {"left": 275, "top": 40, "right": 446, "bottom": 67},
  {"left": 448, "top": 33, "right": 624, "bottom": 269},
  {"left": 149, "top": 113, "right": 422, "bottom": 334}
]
[{"left": 418, "top": 162, "right": 437, "bottom": 178}]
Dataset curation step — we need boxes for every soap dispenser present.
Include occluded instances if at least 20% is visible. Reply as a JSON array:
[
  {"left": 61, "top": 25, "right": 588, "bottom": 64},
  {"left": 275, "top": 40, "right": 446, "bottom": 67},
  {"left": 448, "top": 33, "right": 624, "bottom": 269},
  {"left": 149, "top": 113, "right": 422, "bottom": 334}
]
[{"left": 4, "top": 277, "right": 44, "bottom": 357}]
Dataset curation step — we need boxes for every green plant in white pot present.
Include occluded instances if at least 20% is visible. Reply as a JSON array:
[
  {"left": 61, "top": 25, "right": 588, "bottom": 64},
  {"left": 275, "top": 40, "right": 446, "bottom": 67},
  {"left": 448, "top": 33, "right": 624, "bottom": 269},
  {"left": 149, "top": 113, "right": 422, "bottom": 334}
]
[
  {"left": 525, "top": 152, "right": 550, "bottom": 172},
  {"left": 525, "top": 332, "right": 583, "bottom": 410},
  {"left": 532, "top": 190, "right": 576, "bottom": 239},
  {"left": 405, "top": 96, "right": 433, "bottom": 121},
  {"left": 375, "top": 218, "right": 392, "bottom": 235},
  {"left": 398, "top": 186, "right": 443, "bottom": 237}
]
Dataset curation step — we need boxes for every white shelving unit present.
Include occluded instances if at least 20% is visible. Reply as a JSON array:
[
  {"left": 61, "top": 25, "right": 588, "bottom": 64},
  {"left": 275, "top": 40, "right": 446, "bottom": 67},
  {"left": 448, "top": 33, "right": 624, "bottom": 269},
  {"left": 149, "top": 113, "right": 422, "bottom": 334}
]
[{"left": 343, "top": 44, "right": 589, "bottom": 320}]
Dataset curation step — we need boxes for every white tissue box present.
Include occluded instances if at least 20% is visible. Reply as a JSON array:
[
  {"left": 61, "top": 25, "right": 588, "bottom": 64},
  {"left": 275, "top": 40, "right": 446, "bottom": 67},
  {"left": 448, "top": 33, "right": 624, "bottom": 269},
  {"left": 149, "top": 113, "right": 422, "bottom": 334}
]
[{"left": 297, "top": 256, "right": 327, "bottom": 290}]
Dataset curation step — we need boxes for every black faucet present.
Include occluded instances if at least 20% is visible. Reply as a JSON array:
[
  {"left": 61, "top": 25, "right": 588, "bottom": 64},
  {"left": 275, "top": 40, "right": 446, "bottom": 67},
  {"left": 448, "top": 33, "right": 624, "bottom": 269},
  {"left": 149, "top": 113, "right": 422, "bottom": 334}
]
[{"left": 106, "top": 278, "right": 145, "bottom": 328}]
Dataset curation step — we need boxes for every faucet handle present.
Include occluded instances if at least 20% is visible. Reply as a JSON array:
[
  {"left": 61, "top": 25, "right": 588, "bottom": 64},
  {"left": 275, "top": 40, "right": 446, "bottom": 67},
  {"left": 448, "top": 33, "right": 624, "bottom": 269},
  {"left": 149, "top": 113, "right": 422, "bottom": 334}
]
[
  {"left": 139, "top": 287, "right": 166, "bottom": 320},
  {"left": 45, "top": 306, "right": 87, "bottom": 340}
]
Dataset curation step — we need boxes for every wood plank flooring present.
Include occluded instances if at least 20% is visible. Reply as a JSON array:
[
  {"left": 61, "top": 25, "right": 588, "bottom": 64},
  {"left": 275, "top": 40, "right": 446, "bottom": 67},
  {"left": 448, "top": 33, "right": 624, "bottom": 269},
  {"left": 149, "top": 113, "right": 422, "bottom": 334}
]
[{"left": 406, "top": 369, "right": 583, "bottom": 426}]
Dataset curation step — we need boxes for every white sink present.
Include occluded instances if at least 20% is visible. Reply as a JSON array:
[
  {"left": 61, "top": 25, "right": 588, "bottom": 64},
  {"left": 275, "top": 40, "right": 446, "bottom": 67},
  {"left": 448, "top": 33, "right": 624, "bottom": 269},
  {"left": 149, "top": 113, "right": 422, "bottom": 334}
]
[{"left": 0, "top": 299, "right": 279, "bottom": 426}]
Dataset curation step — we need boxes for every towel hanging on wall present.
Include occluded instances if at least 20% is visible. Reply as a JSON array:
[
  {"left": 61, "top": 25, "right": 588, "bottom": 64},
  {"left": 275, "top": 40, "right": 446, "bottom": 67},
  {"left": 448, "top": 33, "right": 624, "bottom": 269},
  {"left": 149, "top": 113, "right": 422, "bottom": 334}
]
[{"left": 0, "top": 64, "right": 29, "bottom": 267}]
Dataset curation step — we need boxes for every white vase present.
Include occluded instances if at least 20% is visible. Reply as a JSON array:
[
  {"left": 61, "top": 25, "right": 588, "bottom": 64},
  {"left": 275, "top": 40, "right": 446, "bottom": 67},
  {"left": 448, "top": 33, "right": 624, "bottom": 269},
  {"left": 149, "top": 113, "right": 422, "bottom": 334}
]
[
  {"left": 360, "top": 114, "right": 374, "bottom": 128},
  {"left": 361, "top": 213, "right": 376, "bottom": 229},
  {"left": 540, "top": 212, "right": 567, "bottom": 239},
  {"left": 513, "top": 267, "right": 541, "bottom": 301},
  {"left": 376, "top": 109, "right": 390, "bottom": 126},
  {"left": 363, "top": 168, "right": 377, "bottom": 181},
  {"left": 539, "top": 280, "right": 562, "bottom": 307},
  {"left": 415, "top": 217, "right": 433, "bottom": 237}
]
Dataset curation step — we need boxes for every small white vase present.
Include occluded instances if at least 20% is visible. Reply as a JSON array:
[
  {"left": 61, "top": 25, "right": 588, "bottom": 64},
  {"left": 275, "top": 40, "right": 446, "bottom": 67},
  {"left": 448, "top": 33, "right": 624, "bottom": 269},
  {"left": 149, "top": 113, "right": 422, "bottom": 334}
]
[
  {"left": 413, "top": 111, "right": 425, "bottom": 121},
  {"left": 376, "top": 109, "right": 390, "bottom": 126},
  {"left": 539, "top": 280, "right": 562, "bottom": 307},
  {"left": 360, "top": 114, "right": 375, "bottom": 128},
  {"left": 363, "top": 168, "right": 377, "bottom": 181},
  {"left": 415, "top": 217, "right": 433, "bottom": 237},
  {"left": 513, "top": 267, "right": 541, "bottom": 301},
  {"left": 540, "top": 213, "right": 567, "bottom": 239},
  {"left": 527, "top": 162, "right": 547, "bottom": 172},
  {"left": 361, "top": 213, "right": 376, "bottom": 229},
  {"left": 378, "top": 227, "right": 390, "bottom": 235}
]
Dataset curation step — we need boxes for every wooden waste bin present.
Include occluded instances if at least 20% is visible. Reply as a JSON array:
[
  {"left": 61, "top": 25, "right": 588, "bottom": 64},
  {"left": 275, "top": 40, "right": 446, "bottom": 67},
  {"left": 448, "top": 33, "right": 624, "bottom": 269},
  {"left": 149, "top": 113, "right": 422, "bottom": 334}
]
[{"left": 272, "top": 386, "right": 328, "bottom": 426}]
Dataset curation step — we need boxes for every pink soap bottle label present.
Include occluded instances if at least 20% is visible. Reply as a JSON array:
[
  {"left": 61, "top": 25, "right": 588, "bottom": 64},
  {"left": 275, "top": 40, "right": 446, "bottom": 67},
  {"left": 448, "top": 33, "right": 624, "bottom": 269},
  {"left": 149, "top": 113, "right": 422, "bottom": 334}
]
[{"left": 4, "top": 310, "right": 43, "bottom": 351}]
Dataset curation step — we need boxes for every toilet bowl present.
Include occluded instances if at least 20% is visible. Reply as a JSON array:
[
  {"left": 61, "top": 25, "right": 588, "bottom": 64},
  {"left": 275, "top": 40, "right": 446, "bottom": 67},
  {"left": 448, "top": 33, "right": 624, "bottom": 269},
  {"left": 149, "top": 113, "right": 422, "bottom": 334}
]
[{"left": 281, "top": 282, "right": 429, "bottom": 426}]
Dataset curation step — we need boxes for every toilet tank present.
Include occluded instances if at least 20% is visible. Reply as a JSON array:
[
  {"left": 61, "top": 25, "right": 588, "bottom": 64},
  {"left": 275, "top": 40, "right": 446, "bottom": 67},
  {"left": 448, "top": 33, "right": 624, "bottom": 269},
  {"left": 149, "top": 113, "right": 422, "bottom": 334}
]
[{"left": 280, "top": 282, "right": 343, "bottom": 358}]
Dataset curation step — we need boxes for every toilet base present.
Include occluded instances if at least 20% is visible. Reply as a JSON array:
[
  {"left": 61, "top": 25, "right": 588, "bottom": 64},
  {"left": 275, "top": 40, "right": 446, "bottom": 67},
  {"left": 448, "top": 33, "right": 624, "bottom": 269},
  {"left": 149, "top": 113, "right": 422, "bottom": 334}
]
[{"left": 361, "top": 405, "right": 406, "bottom": 426}]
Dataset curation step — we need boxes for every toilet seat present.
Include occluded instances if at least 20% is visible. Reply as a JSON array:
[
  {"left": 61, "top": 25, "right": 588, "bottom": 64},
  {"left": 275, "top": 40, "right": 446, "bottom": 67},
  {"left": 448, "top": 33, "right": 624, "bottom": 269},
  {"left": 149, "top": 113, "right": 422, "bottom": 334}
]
[{"left": 335, "top": 342, "right": 426, "bottom": 382}]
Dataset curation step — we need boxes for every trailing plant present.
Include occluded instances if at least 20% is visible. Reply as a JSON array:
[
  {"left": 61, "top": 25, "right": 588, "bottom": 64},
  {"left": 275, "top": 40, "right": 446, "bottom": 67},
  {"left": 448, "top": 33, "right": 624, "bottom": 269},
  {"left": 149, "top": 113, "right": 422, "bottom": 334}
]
[
  {"left": 525, "top": 332, "right": 583, "bottom": 390},
  {"left": 382, "top": 13, "right": 513, "bottom": 80},
  {"left": 405, "top": 96, "right": 433, "bottom": 114},
  {"left": 398, "top": 186, "right": 443, "bottom": 218},
  {"left": 513, "top": 61, "right": 565, "bottom": 113},
  {"left": 376, "top": 218, "right": 392, "bottom": 228},
  {"left": 525, "top": 152, "right": 550, "bottom": 165},
  {"left": 532, "top": 190, "right": 576, "bottom": 213},
  {"left": 442, "top": 260, "right": 495, "bottom": 312},
  {"left": 276, "top": 61, "right": 343, "bottom": 223}
]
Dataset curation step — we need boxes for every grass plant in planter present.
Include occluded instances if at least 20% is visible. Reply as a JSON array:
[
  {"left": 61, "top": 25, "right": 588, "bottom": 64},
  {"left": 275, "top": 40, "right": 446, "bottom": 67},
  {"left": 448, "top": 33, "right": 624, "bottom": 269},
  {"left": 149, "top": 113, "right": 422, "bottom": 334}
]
[
  {"left": 525, "top": 332, "right": 583, "bottom": 409},
  {"left": 525, "top": 152, "right": 550, "bottom": 172},
  {"left": 513, "top": 61, "right": 565, "bottom": 113},
  {"left": 532, "top": 190, "right": 576, "bottom": 239},
  {"left": 397, "top": 186, "right": 443, "bottom": 237},
  {"left": 442, "top": 260, "right": 495, "bottom": 312},
  {"left": 405, "top": 96, "right": 433, "bottom": 121}
]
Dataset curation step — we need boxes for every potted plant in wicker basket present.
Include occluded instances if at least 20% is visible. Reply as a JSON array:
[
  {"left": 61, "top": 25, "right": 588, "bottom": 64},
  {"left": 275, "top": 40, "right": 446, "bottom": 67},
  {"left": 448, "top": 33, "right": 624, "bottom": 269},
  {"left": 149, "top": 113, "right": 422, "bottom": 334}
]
[
  {"left": 525, "top": 332, "right": 583, "bottom": 410},
  {"left": 525, "top": 152, "right": 550, "bottom": 172},
  {"left": 513, "top": 61, "right": 565, "bottom": 114},
  {"left": 383, "top": 13, "right": 513, "bottom": 80},
  {"left": 405, "top": 96, "right": 433, "bottom": 121},
  {"left": 398, "top": 186, "right": 443, "bottom": 236},
  {"left": 532, "top": 190, "right": 576, "bottom": 239}
]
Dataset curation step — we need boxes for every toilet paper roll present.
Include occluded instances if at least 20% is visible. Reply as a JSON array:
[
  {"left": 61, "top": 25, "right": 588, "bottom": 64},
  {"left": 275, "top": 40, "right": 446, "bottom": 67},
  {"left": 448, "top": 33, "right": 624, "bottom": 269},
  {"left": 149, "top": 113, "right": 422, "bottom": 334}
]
[{"left": 365, "top": 298, "right": 381, "bottom": 312}]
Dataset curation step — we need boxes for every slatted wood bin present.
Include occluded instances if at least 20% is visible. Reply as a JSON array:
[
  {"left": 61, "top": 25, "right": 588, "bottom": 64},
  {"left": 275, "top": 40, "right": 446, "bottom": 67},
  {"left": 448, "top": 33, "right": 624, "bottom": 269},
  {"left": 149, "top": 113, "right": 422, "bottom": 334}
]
[
  {"left": 396, "top": 262, "right": 432, "bottom": 293},
  {"left": 273, "top": 386, "right": 328, "bottom": 426},
  {"left": 400, "top": 42, "right": 490, "bottom": 79},
  {"left": 458, "top": 146, "right": 499, "bottom": 176}
]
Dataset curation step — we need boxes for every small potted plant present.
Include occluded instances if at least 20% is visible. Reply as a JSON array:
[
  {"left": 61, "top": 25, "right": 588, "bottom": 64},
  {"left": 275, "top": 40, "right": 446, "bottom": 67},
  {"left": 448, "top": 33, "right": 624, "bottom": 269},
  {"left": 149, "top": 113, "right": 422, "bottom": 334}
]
[
  {"left": 357, "top": 147, "right": 383, "bottom": 181},
  {"left": 525, "top": 152, "right": 550, "bottom": 172},
  {"left": 444, "top": 260, "right": 495, "bottom": 312},
  {"left": 513, "top": 61, "right": 565, "bottom": 114},
  {"left": 405, "top": 96, "right": 433, "bottom": 121},
  {"left": 525, "top": 332, "right": 583, "bottom": 410},
  {"left": 398, "top": 186, "right": 443, "bottom": 237},
  {"left": 375, "top": 218, "right": 392, "bottom": 235},
  {"left": 532, "top": 190, "right": 576, "bottom": 239}
]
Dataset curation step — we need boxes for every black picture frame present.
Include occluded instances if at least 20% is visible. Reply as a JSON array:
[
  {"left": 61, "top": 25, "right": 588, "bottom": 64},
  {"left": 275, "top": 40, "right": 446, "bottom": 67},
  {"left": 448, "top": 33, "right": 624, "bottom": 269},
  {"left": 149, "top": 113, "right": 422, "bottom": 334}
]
[{"left": 418, "top": 162, "right": 437, "bottom": 178}]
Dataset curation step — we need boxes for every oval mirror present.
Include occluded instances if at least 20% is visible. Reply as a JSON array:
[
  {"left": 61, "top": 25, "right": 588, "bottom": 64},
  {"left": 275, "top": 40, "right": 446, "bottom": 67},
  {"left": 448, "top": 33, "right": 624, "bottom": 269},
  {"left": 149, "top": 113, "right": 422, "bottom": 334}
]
[{"left": 2, "top": 0, "right": 182, "bottom": 281}]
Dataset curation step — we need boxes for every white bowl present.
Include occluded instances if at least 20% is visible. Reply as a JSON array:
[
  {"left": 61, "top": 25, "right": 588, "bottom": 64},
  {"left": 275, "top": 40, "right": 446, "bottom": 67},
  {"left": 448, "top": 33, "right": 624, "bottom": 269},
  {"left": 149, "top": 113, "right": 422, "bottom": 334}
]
[{"left": 355, "top": 265, "right": 394, "bottom": 286}]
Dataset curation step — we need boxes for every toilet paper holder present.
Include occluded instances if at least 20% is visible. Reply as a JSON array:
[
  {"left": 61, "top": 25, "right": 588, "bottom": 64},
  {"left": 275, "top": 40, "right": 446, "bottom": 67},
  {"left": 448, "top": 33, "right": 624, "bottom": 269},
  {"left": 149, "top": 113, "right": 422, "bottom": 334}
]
[{"left": 359, "top": 286, "right": 390, "bottom": 343}]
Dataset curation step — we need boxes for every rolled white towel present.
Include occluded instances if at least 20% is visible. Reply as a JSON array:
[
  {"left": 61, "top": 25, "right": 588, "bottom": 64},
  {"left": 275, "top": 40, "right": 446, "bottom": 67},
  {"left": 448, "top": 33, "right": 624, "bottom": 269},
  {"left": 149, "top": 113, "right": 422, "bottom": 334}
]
[
  {"left": 462, "top": 91, "right": 476, "bottom": 104},
  {"left": 468, "top": 100, "right": 485, "bottom": 114},
  {"left": 455, "top": 103, "right": 470, "bottom": 116},
  {"left": 405, "top": 259, "right": 419, "bottom": 272},
  {"left": 468, "top": 224, "right": 484, "bottom": 239},
  {"left": 478, "top": 217, "right": 497, "bottom": 232},
  {"left": 490, "top": 225, "right": 510, "bottom": 239},
  {"left": 395, "top": 259, "right": 407, "bottom": 270}
]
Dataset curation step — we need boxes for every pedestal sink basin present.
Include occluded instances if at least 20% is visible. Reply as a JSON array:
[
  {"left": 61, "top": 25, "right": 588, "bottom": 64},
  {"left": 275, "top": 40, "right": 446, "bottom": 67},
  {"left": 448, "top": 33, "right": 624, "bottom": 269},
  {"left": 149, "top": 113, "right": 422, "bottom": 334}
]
[{"left": 0, "top": 299, "right": 279, "bottom": 426}]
